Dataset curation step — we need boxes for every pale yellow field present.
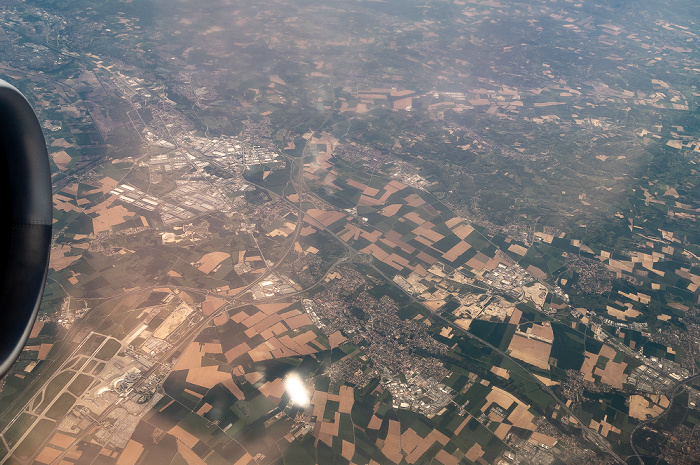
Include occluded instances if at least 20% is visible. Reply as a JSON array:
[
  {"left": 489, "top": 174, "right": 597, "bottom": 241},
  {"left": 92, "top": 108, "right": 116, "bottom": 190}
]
[{"left": 507, "top": 334, "right": 552, "bottom": 370}]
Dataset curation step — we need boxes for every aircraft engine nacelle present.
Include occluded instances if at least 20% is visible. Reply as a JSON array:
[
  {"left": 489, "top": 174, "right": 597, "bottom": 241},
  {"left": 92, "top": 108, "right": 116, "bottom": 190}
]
[{"left": 0, "top": 78, "right": 52, "bottom": 378}]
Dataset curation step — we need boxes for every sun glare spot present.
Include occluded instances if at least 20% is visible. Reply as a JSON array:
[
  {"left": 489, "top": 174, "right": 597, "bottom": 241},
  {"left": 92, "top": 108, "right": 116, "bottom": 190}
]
[{"left": 285, "top": 373, "right": 310, "bottom": 407}]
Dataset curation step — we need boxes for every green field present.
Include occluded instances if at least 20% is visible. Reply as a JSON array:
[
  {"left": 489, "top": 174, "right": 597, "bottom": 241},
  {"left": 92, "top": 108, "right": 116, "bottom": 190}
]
[
  {"left": 67, "top": 374, "right": 94, "bottom": 397},
  {"left": 13, "top": 419, "right": 56, "bottom": 460},
  {"left": 4, "top": 413, "right": 37, "bottom": 448},
  {"left": 94, "top": 339, "right": 122, "bottom": 361},
  {"left": 36, "top": 371, "right": 74, "bottom": 415},
  {"left": 45, "top": 392, "right": 76, "bottom": 421}
]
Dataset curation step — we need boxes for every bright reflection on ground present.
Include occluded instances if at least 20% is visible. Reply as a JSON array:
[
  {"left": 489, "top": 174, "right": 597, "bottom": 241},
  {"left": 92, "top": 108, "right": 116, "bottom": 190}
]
[{"left": 285, "top": 372, "right": 310, "bottom": 407}]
